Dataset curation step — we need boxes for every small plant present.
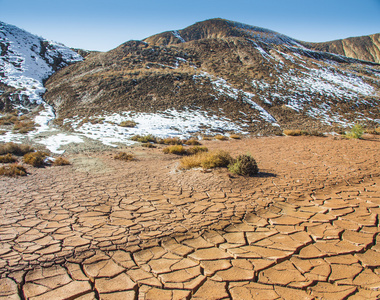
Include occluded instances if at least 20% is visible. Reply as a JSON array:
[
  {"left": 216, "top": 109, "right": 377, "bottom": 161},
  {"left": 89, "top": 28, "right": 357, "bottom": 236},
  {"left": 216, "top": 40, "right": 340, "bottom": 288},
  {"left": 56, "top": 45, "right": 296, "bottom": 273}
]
[
  {"left": 228, "top": 154, "right": 258, "bottom": 176},
  {"left": 0, "top": 142, "right": 34, "bottom": 156},
  {"left": 0, "top": 164, "right": 27, "bottom": 177},
  {"left": 283, "top": 130, "right": 308, "bottom": 136},
  {"left": 163, "top": 145, "right": 187, "bottom": 155},
  {"left": 13, "top": 121, "right": 36, "bottom": 134},
  {"left": 180, "top": 150, "right": 232, "bottom": 170},
  {"left": 0, "top": 130, "right": 6, "bottom": 135},
  {"left": 229, "top": 134, "right": 241, "bottom": 139},
  {"left": 141, "top": 143, "right": 156, "bottom": 148},
  {"left": 160, "top": 137, "right": 183, "bottom": 145},
  {"left": 344, "top": 124, "right": 364, "bottom": 139},
  {"left": 214, "top": 134, "right": 228, "bottom": 141},
  {"left": 184, "top": 139, "right": 201, "bottom": 145},
  {"left": 114, "top": 152, "right": 135, "bottom": 161},
  {"left": 202, "top": 135, "right": 212, "bottom": 141},
  {"left": 0, "top": 153, "right": 17, "bottom": 163},
  {"left": 119, "top": 120, "right": 137, "bottom": 128},
  {"left": 23, "top": 151, "right": 49, "bottom": 167},
  {"left": 52, "top": 157, "right": 71, "bottom": 166},
  {"left": 130, "top": 134, "right": 157, "bottom": 143},
  {"left": 186, "top": 146, "right": 208, "bottom": 155}
]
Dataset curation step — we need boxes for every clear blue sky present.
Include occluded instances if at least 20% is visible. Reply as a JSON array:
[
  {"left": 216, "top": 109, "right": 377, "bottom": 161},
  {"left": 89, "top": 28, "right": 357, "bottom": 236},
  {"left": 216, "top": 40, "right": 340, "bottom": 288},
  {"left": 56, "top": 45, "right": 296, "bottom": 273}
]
[{"left": 1, "top": 0, "right": 379, "bottom": 51}]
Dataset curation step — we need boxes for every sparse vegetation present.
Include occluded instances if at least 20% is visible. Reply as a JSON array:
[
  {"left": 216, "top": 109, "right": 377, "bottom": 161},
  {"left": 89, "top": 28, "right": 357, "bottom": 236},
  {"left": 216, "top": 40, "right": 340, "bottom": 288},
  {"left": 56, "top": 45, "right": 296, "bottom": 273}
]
[
  {"left": 114, "top": 152, "right": 135, "bottom": 161},
  {"left": 186, "top": 146, "right": 208, "bottom": 155},
  {"left": 0, "top": 153, "right": 17, "bottom": 163},
  {"left": 0, "top": 130, "right": 7, "bottom": 135},
  {"left": 52, "top": 157, "right": 71, "bottom": 166},
  {"left": 0, "top": 142, "right": 34, "bottom": 156},
  {"left": 228, "top": 154, "right": 258, "bottom": 176},
  {"left": 141, "top": 143, "right": 156, "bottom": 148},
  {"left": 180, "top": 150, "right": 233, "bottom": 170},
  {"left": 119, "top": 120, "right": 137, "bottom": 128},
  {"left": 13, "top": 121, "right": 36, "bottom": 134},
  {"left": 214, "top": 134, "right": 228, "bottom": 141},
  {"left": 163, "top": 145, "right": 187, "bottom": 155},
  {"left": 184, "top": 139, "right": 201, "bottom": 145},
  {"left": 344, "top": 124, "right": 364, "bottom": 139},
  {"left": 23, "top": 151, "right": 49, "bottom": 167},
  {"left": 283, "top": 130, "right": 308, "bottom": 136},
  {"left": 159, "top": 137, "right": 183, "bottom": 145},
  {"left": 229, "top": 134, "right": 241, "bottom": 139},
  {"left": 0, "top": 164, "right": 27, "bottom": 177},
  {"left": 130, "top": 134, "right": 157, "bottom": 143}
]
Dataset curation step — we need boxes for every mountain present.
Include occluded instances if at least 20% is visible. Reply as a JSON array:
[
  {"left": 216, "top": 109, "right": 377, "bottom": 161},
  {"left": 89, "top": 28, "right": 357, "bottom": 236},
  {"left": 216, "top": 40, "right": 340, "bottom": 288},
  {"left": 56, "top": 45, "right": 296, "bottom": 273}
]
[
  {"left": 306, "top": 34, "right": 380, "bottom": 64},
  {"left": 43, "top": 19, "right": 380, "bottom": 137},
  {"left": 0, "top": 21, "right": 83, "bottom": 112}
]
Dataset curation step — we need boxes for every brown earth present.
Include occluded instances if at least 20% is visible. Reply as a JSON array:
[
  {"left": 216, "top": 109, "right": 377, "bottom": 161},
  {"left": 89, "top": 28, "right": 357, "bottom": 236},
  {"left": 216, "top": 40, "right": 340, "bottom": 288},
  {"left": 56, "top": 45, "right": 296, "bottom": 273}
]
[{"left": 0, "top": 135, "right": 380, "bottom": 299}]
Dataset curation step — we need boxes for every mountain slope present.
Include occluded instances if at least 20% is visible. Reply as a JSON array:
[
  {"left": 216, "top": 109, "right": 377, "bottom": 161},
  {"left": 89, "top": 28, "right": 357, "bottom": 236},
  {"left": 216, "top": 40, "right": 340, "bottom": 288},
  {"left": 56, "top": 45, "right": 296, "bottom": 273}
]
[
  {"left": 306, "top": 33, "right": 380, "bottom": 64},
  {"left": 44, "top": 19, "right": 380, "bottom": 138},
  {"left": 0, "top": 21, "right": 83, "bottom": 112}
]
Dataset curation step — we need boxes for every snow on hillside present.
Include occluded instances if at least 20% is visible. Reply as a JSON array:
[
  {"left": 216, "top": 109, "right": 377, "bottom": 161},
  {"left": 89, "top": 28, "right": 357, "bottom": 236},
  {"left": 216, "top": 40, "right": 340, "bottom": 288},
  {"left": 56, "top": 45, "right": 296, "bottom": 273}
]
[{"left": 0, "top": 21, "right": 83, "bottom": 106}]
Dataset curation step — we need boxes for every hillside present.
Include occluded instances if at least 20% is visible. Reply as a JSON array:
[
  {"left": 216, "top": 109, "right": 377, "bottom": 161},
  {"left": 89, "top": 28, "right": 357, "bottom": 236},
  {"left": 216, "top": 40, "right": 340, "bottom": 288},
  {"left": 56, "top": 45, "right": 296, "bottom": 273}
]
[
  {"left": 44, "top": 19, "right": 380, "bottom": 139},
  {"left": 307, "top": 33, "right": 380, "bottom": 64}
]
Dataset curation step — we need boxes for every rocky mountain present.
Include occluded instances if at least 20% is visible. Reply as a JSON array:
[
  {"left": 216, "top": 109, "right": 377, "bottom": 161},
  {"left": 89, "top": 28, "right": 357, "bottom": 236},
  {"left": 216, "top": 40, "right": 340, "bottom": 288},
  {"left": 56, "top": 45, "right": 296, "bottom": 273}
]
[
  {"left": 44, "top": 19, "right": 380, "bottom": 137},
  {"left": 306, "top": 33, "right": 380, "bottom": 64},
  {"left": 0, "top": 21, "right": 83, "bottom": 112}
]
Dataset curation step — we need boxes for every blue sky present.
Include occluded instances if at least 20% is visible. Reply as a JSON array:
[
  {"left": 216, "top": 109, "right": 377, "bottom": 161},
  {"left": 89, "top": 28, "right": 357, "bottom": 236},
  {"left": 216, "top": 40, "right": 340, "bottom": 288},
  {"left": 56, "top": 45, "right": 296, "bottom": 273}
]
[{"left": 1, "top": 0, "right": 379, "bottom": 51}]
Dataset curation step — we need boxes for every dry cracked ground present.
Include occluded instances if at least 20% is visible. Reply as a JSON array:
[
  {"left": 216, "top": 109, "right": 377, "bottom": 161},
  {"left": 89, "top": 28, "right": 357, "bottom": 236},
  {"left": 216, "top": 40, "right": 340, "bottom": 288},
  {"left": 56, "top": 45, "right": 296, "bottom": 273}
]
[{"left": 0, "top": 135, "right": 380, "bottom": 299}]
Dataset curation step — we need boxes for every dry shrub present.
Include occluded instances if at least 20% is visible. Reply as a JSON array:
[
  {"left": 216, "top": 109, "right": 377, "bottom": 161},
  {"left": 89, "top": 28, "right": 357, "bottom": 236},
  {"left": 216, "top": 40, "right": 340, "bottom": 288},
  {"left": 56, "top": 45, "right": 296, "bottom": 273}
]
[
  {"left": 214, "top": 134, "right": 228, "bottom": 141},
  {"left": 0, "top": 164, "right": 27, "bottom": 177},
  {"left": 23, "top": 151, "right": 49, "bottom": 167},
  {"left": 114, "top": 152, "right": 134, "bottom": 161},
  {"left": 344, "top": 124, "right": 364, "bottom": 139},
  {"left": 0, "top": 153, "right": 17, "bottom": 163},
  {"left": 283, "top": 130, "right": 308, "bottom": 136},
  {"left": 141, "top": 143, "right": 156, "bottom": 148},
  {"left": 376, "top": 127, "right": 380, "bottom": 134},
  {"left": 202, "top": 135, "right": 212, "bottom": 141},
  {"left": 228, "top": 154, "right": 258, "bottom": 176},
  {"left": 184, "top": 139, "right": 201, "bottom": 145},
  {"left": 0, "top": 130, "right": 6, "bottom": 135},
  {"left": 52, "top": 157, "right": 71, "bottom": 166},
  {"left": 0, "top": 114, "right": 18, "bottom": 125},
  {"left": 163, "top": 145, "right": 187, "bottom": 155},
  {"left": 130, "top": 134, "right": 157, "bottom": 143},
  {"left": 160, "top": 137, "right": 183, "bottom": 145},
  {"left": 186, "top": 146, "right": 208, "bottom": 155},
  {"left": 229, "top": 134, "right": 241, "bottom": 139},
  {"left": 13, "top": 121, "right": 36, "bottom": 133},
  {"left": 119, "top": 120, "right": 137, "bottom": 128},
  {"left": 0, "top": 142, "right": 34, "bottom": 156},
  {"left": 180, "top": 150, "right": 232, "bottom": 169}
]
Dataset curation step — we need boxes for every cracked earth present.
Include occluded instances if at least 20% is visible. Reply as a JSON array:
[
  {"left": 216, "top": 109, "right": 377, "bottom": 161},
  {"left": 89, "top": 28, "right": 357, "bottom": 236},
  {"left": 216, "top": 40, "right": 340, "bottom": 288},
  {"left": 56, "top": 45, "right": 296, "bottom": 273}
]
[{"left": 0, "top": 135, "right": 379, "bottom": 299}]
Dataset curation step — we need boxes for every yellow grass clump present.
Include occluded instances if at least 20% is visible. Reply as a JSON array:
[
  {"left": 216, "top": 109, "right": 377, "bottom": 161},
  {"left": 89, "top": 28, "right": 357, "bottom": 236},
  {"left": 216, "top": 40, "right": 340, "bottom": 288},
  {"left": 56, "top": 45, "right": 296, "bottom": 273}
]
[
  {"left": 0, "top": 164, "right": 27, "bottom": 177},
  {"left": 114, "top": 152, "right": 135, "bottom": 161},
  {"left": 0, "top": 153, "right": 17, "bottom": 163},
  {"left": 180, "top": 150, "right": 232, "bottom": 170},
  {"left": 52, "top": 157, "right": 71, "bottom": 166}
]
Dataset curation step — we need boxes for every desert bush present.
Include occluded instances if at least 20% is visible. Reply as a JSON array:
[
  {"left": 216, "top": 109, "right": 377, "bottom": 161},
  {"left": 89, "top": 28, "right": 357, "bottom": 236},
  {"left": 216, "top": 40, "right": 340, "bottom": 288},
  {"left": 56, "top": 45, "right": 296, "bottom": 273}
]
[
  {"left": 283, "top": 130, "right": 308, "bottom": 136},
  {"left": 0, "top": 153, "right": 17, "bottom": 163},
  {"left": 130, "top": 134, "right": 157, "bottom": 143},
  {"left": 13, "top": 121, "right": 36, "bottom": 133},
  {"left": 163, "top": 145, "right": 187, "bottom": 155},
  {"left": 52, "top": 157, "right": 71, "bottom": 166},
  {"left": 184, "top": 139, "right": 201, "bottom": 145},
  {"left": 308, "top": 131, "right": 326, "bottom": 137},
  {"left": 228, "top": 154, "right": 258, "bottom": 176},
  {"left": 0, "top": 164, "right": 27, "bottom": 177},
  {"left": 141, "top": 143, "right": 156, "bottom": 148},
  {"left": 180, "top": 150, "right": 232, "bottom": 170},
  {"left": 0, "top": 114, "right": 18, "bottom": 125},
  {"left": 160, "top": 137, "right": 183, "bottom": 145},
  {"left": 344, "top": 124, "right": 364, "bottom": 139},
  {"left": 229, "top": 134, "right": 241, "bottom": 139},
  {"left": 114, "top": 152, "right": 134, "bottom": 161},
  {"left": 214, "top": 134, "right": 228, "bottom": 141},
  {"left": 0, "top": 130, "right": 7, "bottom": 135},
  {"left": 186, "top": 146, "right": 208, "bottom": 155},
  {"left": 202, "top": 136, "right": 212, "bottom": 141},
  {"left": 119, "top": 120, "right": 137, "bottom": 128},
  {"left": 23, "top": 151, "right": 49, "bottom": 167},
  {"left": 0, "top": 142, "right": 34, "bottom": 156}
]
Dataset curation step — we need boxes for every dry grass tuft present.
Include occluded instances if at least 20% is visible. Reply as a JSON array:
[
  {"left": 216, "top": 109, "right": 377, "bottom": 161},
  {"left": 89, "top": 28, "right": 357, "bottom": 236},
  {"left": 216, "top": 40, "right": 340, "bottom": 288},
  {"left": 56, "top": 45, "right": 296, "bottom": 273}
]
[
  {"left": 0, "top": 130, "right": 6, "bottom": 135},
  {"left": 52, "top": 157, "right": 71, "bottom": 166},
  {"left": 13, "top": 121, "right": 36, "bottom": 134},
  {"left": 180, "top": 150, "right": 232, "bottom": 170},
  {"left": 184, "top": 139, "right": 201, "bottom": 145},
  {"left": 214, "top": 134, "right": 228, "bottom": 141},
  {"left": 23, "top": 151, "right": 49, "bottom": 167},
  {"left": 163, "top": 145, "right": 187, "bottom": 155},
  {"left": 283, "top": 129, "right": 308, "bottom": 136},
  {"left": 130, "top": 134, "right": 157, "bottom": 143},
  {"left": 229, "top": 134, "right": 241, "bottom": 139},
  {"left": 159, "top": 137, "right": 183, "bottom": 145},
  {"left": 141, "top": 143, "right": 156, "bottom": 148},
  {"left": 0, "top": 142, "right": 34, "bottom": 156},
  {"left": 114, "top": 152, "right": 135, "bottom": 161},
  {"left": 0, "top": 153, "right": 17, "bottom": 163},
  {"left": 186, "top": 146, "right": 208, "bottom": 155},
  {"left": 119, "top": 120, "right": 137, "bottom": 128},
  {"left": 0, "top": 164, "right": 27, "bottom": 177}
]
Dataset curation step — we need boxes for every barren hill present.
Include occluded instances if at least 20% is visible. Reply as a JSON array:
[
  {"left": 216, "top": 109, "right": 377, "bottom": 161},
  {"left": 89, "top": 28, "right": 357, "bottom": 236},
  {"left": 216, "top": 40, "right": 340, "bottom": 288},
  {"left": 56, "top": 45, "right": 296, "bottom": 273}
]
[{"left": 44, "top": 19, "right": 380, "bottom": 136}]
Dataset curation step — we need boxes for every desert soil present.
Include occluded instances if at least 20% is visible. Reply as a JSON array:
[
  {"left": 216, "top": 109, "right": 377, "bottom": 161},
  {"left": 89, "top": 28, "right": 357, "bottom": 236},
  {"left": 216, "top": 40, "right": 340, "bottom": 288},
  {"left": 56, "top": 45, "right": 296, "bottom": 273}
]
[{"left": 0, "top": 135, "right": 380, "bottom": 299}]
